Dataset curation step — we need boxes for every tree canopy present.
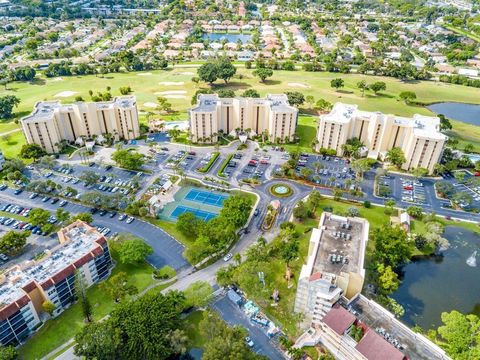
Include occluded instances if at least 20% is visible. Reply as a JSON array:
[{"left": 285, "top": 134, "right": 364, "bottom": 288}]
[
  {"left": 20, "top": 143, "right": 46, "bottom": 159},
  {"left": 74, "top": 291, "right": 186, "bottom": 360},
  {"left": 111, "top": 149, "right": 144, "bottom": 170},
  {"left": 372, "top": 225, "right": 411, "bottom": 269},
  {"left": 200, "top": 311, "right": 267, "bottom": 360},
  {"left": 114, "top": 237, "right": 153, "bottom": 264}
]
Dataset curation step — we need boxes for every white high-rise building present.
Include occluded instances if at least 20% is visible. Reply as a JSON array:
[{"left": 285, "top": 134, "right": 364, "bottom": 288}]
[
  {"left": 189, "top": 94, "right": 298, "bottom": 143},
  {"left": 316, "top": 103, "right": 447, "bottom": 174}
]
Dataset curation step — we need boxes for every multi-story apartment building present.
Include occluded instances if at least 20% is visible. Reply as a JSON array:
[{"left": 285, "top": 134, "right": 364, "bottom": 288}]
[
  {"left": 294, "top": 212, "right": 369, "bottom": 327},
  {"left": 316, "top": 103, "right": 447, "bottom": 174},
  {"left": 189, "top": 94, "right": 298, "bottom": 143},
  {"left": 20, "top": 96, "right": 140, "bottom": 153},
  {"left": 0, "top": 221, "right": 112, "bottom": 346}
]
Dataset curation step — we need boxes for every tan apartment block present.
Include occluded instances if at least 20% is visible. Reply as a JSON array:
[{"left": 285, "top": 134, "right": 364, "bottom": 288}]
[
  {"left": 294, "top": 212, "right": 369, "bottom": 327},
  {"left": 316, "top": 103, "right": 447, "bottom": 174},
  {"left": 21, "top": 96, "right": 140, "bottom": 153},
  {"left": 190, "top": 94, "right": 298, "bottom": 143}
]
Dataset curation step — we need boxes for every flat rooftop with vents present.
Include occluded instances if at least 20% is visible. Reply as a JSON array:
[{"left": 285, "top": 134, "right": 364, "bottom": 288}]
[
  {"left": 312, "top": 213, "right": 367, "bottom": 278},
  {"left": 0, "top": 220, "right": 107, "bottom": 309}
]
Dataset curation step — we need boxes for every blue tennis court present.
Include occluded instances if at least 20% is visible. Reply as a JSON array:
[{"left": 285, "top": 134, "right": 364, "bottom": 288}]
[
  {"left": 184, "top": 189, "right": 228, "bottom": 207},
  {"left": 170, "top": 205, "right": 217, "bottom": 221}
]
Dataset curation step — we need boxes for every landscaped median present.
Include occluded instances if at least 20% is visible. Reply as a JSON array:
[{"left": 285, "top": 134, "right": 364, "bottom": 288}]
[
  {"left": 217, "top": 154, "right": 234, "bottom": 178},
  {"left": 197, "top": 152, "right": 220, "bottom": 173}
]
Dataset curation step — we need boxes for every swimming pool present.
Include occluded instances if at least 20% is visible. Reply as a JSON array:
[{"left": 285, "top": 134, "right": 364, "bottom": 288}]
[
  {"left": 170, "top": 205, "right": 217, "bottom": 221},
  {"left": 184, "top": 189, "right": 228, "bottom": 207}
]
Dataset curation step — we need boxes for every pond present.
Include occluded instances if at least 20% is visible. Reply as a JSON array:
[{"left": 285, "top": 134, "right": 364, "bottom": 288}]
[
  {"left": 391, "top": 226, "right": 480, "bottom": 330},
  {"left": 202, "top": 33, "right": 251, "bottom": 43},
  {"left": 427, "top": 102, "right": 480, "bottom": 126}
]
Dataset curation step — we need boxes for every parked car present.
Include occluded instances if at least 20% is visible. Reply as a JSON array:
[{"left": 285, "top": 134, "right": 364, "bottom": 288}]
[
  {"left": 126, "top": 217, "right": 134, "bottom": 224},
  {"left": 245, "top": 337, "right": 254, "bottom": 348}
]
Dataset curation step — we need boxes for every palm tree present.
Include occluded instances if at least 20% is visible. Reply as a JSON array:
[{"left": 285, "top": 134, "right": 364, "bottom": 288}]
[{"left": 313, "top": 161, "right": 323, "bottom": 174}]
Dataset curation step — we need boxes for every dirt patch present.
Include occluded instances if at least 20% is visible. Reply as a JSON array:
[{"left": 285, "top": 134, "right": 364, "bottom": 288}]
[
  {"left": 287, "top": 82, "right": 310, "bottom": 88},
  {"left": 163, "top": 95, "right": 187, "bottom": 99},
  {"left": 143, "top": 102, "right": 158, "bottom": 108},
  {"left": 137, "top": 72, "right": 153, "bottom": 76},
  {"left": 155, "top": 90, "right": 187, "bottom": 95},
  {"left": 159, "top": 81, "right": 184, "bottom": 86},
  {"left": 54, "top": 91, "right": 78, "bottom": 98}
]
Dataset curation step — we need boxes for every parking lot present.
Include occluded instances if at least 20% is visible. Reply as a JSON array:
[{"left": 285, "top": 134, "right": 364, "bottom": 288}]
[
  {"left": 27, "top": 162, "right": 147, "bottom": 200},
  {"left": 0, "top": 186, "right": 190, "bottom": 271},
  {"left": 237, "top": 153, "right": 273, "bottom": 183},
  {"left": 211, "top": 294, "right": 285, "bottom": 360}
]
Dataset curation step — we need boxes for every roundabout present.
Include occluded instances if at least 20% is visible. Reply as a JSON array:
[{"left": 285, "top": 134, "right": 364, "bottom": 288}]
[{"left": 269, "top": 183, "right": 293, "bottom": 197}]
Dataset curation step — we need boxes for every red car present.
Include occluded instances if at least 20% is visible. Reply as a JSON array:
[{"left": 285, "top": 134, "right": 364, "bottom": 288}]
[
  {"left": 475, "top": 172, "right": 480, "bottom": 177},
  {"left": 260, "top": 160, "right": 269, "bottom": 165},
  {"left": 403, "top": 185, "right": 413, "bottom": 190}
]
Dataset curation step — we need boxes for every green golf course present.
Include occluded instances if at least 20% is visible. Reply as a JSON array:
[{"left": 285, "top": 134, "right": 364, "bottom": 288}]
[{"left": 1, "top": 66, "right": 479, "bottom": 157}]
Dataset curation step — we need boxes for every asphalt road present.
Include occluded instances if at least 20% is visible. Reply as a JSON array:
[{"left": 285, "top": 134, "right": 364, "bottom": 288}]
[
  {"left": 0, "top": 188, "right": 189, "bottom": 270},
  {"left": 211, "top": 295, "right": 285, "bottom": 360}
]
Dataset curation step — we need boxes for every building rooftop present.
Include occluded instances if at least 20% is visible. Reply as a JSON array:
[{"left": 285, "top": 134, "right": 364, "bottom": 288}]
[
  {"left": 355, "top": 329, "right": 406, "bottom": 360},
  {"left": 322, "top": 102, "right": 447, "bottom": 141},
  {"left": 312, "top": 213, "right": 367, "bottom": 279},
  {"left": 0, "top": 221, "right": 105, "bottom": 308},
  {"left": 350, "top": 295, "right": 448, "bottom": 360},
  {"left": 322, "top": 304, "right": 356, "bottom": 335},
  {"left": 21, "top": 96, "right": 136, "bottom": 123},
  {"left": 191, "top": 93, "right": 297, "bottom": 113}
]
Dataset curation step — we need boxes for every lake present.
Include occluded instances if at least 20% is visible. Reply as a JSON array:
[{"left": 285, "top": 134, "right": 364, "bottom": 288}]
[
  {"left": 392, "top": 226, "right": 480, "bottom": 330},
  {"left": 427, "top": 102, "right": 480, "bottom": 126},
  {"left": 202, "top": 33, "right": 251, "bottom": 43}
]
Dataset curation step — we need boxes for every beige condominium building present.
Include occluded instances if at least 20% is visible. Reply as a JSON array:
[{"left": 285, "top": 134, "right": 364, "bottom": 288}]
[
  {"left": 20, "top": 96, "right": 140, "bottom": 153},
  {"left": 294, "top": 212, "right": 369, "bottom": 327},
  {"left": 316, "top": 103, "right": 447, "bottom": 174},
  {"left": 0, "top": 221, "right": 112, "bottom": 346},
  {"left": 189, "top": 94, "right": 298, "bottom": 143}
]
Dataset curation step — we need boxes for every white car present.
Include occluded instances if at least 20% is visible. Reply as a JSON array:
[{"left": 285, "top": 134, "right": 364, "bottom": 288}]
[
  {"left": 245, "top": 336, "right": 254, "bottom": 348},
  {"left": 223, "top": 253, "right": 233, "bottom": 262},
  {"left": 126, "top": 217, "right": 134, "bottom": 224}
]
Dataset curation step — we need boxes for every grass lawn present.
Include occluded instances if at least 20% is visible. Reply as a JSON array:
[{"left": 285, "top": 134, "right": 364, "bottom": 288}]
[
  {"left": 19, "top": 251, "right": 159, "bottom": 360},
  {"left": 284, "top": 114, "right": 317, "bottom": 153},
  {"left": 0, "top": 131, "right": 26, "bottom": 159},
  {"left": 2, "top": 67, "right": 480, "bottom": 158}
]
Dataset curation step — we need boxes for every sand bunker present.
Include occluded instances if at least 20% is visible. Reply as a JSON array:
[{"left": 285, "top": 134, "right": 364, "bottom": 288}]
[
  {"left": 49, "top": 77, "right": 63, "bottom": 82},
  {"left": 137, "top": 72, "right": 153, "bottom": 76},
  {"left": 54, "top": 91, "right": 78, "bottom": 98},
  {"left": 143, "top": 102, "right": 158, "bottom": 108},
  {"left": 178, "top": 71, "right": 194, "bottom": 75},
  {"left": 163, "top": 95, "right": 187, "bottom": 99},
  {"left": 155, "top": 90, "right": 187, "bottom": 95},
  {"left": 159, "top": 81, "right": 184, "bottom": 86},
  {"left": 287, "top": 82, "right": 309, "bottom": 88}
]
